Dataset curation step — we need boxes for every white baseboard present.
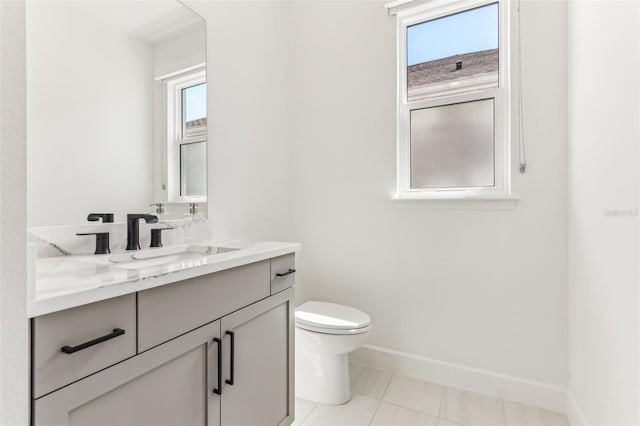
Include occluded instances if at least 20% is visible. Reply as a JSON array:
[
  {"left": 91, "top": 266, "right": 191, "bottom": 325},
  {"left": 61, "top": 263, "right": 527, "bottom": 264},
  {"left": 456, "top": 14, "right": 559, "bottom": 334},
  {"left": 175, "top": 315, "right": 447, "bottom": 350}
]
[
  {"left": 566, "top": 392, "right": 587, "bottom": 426},
  {"left": 350, "top": 344, "right": 568, "bottom": 413}
]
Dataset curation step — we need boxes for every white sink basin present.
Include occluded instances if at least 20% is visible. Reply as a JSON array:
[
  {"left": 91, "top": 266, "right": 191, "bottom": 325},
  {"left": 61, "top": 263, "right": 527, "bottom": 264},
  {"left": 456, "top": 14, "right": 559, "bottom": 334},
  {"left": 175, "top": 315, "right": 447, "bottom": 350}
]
[{"left": 80, "top": 244, "right": 239, "bottom": 270}]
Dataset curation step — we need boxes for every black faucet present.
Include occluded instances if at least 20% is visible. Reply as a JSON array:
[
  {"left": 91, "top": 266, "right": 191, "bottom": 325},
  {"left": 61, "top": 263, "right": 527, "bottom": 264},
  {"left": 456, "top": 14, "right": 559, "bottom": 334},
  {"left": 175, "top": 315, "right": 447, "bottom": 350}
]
[{"left": 126, "top": 214, "right": 158, "bottom": 250}]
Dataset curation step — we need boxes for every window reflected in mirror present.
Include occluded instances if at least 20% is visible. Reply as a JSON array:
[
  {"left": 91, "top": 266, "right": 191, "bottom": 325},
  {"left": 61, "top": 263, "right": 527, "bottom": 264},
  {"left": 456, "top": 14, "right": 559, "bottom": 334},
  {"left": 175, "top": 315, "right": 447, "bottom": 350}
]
[
  {"left": 180, "top": 141, "right": 206, "bottom": 197},
  {"left": 165, "top": 69, "right": 207, "bottom": 201},
  {"left": 182, "top": 82, "right": 207, "bottom": 139}
]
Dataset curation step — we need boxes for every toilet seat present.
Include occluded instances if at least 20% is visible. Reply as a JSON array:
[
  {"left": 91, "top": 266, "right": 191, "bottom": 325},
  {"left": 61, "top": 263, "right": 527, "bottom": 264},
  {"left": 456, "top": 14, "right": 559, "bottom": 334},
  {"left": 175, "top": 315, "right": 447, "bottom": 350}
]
[
  {"left": 296, "top": 322, "right": 372, "bottom": 335},
  {"left": 295, "top": 301, "right": 371, "bottom": 335}
]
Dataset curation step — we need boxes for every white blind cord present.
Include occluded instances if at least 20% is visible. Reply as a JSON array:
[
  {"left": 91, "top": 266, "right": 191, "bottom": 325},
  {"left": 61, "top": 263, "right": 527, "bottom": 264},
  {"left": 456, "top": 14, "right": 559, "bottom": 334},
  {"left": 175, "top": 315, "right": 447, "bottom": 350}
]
[{"left": 517, "top": 0, "right": 527, "bottom": 173}]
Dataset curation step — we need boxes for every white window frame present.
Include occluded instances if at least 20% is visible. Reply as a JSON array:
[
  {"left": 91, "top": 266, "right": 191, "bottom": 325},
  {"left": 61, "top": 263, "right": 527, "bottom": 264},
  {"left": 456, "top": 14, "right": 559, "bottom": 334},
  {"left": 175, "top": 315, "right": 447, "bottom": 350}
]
[
  {"left": 164, "top": 68, "right": 207, "bottom": 203},
  {"left": 390, "top": 0, "right": 517, "bottom": 200}
]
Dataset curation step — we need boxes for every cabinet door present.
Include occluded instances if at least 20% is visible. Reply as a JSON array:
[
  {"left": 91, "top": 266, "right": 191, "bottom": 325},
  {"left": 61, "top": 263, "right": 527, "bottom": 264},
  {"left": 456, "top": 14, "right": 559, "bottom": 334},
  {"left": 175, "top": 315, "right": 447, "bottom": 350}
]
[
  {"left": 220, "top": 287, "right": 294, "bottom": 426},
  {"left": 34, "top": 320, "right": 222, "bottom": 426}
]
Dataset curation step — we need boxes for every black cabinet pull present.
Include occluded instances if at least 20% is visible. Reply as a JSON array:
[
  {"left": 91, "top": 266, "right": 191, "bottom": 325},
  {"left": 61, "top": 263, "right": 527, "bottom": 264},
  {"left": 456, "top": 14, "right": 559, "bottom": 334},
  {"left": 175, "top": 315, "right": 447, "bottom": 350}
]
[
  {"left": 212, "top": 337, "right": 222, "bottom": 395},
  {"left": 60, "top": 328, "right": 125, "bottom": 354},
  {"left": 276, "top": 269, "right": 296, "bottom": 277},
  {"left": 225, "top": 330, "right": 235, "bottom": 385}
]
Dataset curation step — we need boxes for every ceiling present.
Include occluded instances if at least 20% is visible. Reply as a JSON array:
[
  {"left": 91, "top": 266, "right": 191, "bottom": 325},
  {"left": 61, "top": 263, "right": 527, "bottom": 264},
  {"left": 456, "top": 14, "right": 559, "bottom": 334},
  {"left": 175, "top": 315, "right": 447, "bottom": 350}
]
[{"left": 69, "top": 1, "right": 204, "bottom": 45}]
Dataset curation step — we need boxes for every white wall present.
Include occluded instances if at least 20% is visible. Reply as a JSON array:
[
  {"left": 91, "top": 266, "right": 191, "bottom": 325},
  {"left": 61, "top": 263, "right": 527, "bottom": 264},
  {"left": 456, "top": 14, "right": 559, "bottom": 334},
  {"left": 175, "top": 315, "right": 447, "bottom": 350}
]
[
  {"left": 26, "top": 2, "right": 152, "bottom": 226},
  {"left": 185, "top": 1, "right": 294, "bottom": 242},
  {"left": 185, "top": 0, "right": 569, "bottom": 397},
  {"left": 288, "top": 0, "right": 569, "bottom": 391},
  {"left": 568, "top": 1, "right": 640, "bottom": 424},
  {"left": 0, "top": 0, "right": 29, "bottom": 423}
]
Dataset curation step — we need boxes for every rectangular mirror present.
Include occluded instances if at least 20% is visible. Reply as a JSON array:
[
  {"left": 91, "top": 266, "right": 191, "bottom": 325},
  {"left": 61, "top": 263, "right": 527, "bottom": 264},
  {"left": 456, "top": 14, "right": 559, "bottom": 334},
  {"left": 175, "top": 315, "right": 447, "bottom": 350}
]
[{"left": 26, "top": 1, "right": 207, "bottom": 226}]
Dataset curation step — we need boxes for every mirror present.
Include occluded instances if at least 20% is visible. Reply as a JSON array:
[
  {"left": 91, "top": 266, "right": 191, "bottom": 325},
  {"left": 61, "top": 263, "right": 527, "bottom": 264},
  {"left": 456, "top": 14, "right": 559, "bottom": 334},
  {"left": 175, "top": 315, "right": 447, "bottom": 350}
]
[{"left": 26, "top": 1, "right": 207, "bottom": 226}]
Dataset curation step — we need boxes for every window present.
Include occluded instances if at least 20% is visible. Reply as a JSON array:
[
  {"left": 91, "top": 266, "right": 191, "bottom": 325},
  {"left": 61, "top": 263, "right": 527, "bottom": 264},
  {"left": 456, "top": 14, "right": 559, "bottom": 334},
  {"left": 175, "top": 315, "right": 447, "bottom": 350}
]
[
  {"left": 389, "top": 0, "right": 516, "bottom": 200},
  {"left": 165, "top": 69, "right": 207, "bottom": 202}
]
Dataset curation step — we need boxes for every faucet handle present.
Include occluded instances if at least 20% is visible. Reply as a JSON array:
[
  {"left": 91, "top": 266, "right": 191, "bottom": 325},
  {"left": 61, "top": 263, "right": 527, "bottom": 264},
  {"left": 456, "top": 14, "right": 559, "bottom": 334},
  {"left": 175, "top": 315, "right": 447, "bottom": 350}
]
[
  {"left": 87, "top": 213, "right": 114, "bottom": 223},
  {"left": 76, "top": 232, "right": 111, "bottom": 255},
  {"left": 127, "top": 214, "right": 158, "bottom": 223},
  {"left": 150, "top": 228, "right": 173, "bottom": 248}
]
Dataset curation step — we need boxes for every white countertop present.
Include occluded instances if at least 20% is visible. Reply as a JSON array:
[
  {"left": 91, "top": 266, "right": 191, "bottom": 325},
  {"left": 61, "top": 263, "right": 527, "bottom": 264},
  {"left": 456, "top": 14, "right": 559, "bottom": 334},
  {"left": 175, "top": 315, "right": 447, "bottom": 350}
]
[{"left": 28, "top": 240, "right": 300, "bottom": 318}]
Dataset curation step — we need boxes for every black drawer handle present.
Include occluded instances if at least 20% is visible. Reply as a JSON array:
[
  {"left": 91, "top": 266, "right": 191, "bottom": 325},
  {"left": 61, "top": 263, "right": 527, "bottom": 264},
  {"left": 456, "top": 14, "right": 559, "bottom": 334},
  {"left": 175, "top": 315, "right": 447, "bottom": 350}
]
[
  {"left": 225, "top": 330, "right": 234, "bottom": 385},
  {"left": 212, "top": 337, "right": 222, "bottom": 395},
  {"left": 276, "top": 269, "right": 296, "bottom": 277},
  {"left": 61, "top": 328, "right": 125, "bottom": 354}
]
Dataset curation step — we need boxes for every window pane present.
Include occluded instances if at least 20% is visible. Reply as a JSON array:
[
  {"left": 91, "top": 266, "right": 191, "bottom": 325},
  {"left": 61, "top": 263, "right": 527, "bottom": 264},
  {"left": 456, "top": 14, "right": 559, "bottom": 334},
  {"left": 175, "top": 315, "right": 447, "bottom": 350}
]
[
  {"left": 407, "top": 3, "right": 498, "bottom": 101},
  {"left": 182, "top": 83, "right": 207, "bottom": 137},
  {"left": 410, "top": 99, "right": 494, "bottom": 189},
  {"left": 180, "top": 141, "right": 206, "bottom": 196}
]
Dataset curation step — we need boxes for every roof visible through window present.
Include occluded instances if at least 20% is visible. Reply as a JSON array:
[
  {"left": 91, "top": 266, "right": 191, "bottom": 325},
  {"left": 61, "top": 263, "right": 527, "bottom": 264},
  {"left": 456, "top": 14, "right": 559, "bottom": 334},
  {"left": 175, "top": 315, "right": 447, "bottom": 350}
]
[{"left": 406, "top": 3, "right": 499, "bottom": 100}]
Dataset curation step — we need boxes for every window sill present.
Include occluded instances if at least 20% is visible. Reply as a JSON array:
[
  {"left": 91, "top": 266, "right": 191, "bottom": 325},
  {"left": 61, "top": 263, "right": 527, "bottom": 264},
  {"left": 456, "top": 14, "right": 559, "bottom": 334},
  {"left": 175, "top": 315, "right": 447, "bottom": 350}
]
[
  {"left": 391, "top": 191, "right": 520, "bottom": 202},
  {"left": 166, "top": 197, "right": 207, "bottom": 204},
  {"left": 164, "top": 200, "right": 207, "bottom": 205}
]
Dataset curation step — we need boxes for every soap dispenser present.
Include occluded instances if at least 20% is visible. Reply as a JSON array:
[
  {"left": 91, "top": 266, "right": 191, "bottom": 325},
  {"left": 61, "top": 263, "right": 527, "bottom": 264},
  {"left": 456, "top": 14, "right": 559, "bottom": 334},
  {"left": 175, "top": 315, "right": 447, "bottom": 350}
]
[
  {"left": 150, "top": 203, "right": 165, "bottom": 217},
  {"left": 184, "top": 203, "right": 211, "bottom": 244}
]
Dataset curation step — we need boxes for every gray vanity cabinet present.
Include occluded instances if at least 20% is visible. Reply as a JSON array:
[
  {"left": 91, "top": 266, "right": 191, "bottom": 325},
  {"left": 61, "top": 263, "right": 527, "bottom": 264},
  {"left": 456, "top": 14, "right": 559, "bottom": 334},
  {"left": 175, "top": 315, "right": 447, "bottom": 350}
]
[
  {"left": 220, "top": 287, "right": 294, "bottom": 426},
  {"left": 34, "top": 320, "right": 222, "bottom": 426},
  {"left": 32, "top": 256, "right": 296, "bottom": 426}
]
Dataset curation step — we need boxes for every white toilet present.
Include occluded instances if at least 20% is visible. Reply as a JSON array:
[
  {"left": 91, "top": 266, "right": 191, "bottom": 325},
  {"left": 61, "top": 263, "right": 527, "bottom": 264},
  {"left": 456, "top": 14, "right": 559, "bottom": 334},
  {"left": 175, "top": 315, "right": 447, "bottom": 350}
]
[{"left": 295, "top": 301, "right": 371, "bottom": 405}]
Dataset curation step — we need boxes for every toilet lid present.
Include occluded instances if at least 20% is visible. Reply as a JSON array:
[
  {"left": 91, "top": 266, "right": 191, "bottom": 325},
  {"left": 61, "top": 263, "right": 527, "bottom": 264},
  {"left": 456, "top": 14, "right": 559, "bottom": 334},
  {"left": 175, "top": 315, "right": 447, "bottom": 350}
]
[{"left": 295, "top": 301, "right": 371, "bottom": 331}]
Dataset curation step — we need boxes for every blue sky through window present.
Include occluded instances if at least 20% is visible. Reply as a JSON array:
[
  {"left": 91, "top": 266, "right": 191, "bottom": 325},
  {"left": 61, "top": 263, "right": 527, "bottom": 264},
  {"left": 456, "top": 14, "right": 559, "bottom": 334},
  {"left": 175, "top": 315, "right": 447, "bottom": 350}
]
[
  {"left": 407, "top": 3, "right": 498, "bottom": 66},
  {"left": 184, "top": 83, "right": 207, "bottom": 122}
]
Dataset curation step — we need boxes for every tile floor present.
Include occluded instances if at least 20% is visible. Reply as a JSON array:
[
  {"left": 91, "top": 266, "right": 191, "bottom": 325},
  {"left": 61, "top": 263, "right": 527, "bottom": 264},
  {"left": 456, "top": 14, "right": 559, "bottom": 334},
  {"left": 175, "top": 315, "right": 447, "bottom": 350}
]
[{"left": 293, "top": 362, "right": 570, "bottom": 426}]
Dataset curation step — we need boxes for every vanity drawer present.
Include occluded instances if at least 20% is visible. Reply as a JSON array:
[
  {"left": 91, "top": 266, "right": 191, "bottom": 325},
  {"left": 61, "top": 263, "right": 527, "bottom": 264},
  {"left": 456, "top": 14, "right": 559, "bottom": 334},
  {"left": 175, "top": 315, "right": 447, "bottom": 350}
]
[
  {"left": 32, "top": 294, "right": 136, "bottom": 399},
  {"left": 271, "top": 254, "right": 296, "bottom": 294},
  {"left": 137, "top": 260, "right": 270, "bottom": 352}
]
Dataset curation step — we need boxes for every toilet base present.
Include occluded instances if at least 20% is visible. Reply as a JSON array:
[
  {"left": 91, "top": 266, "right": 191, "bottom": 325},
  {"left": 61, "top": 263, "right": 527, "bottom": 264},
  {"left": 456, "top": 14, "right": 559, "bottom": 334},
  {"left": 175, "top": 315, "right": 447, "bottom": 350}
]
[{"left": 295, "top": 350, "right": 351, "bottom": 405}]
